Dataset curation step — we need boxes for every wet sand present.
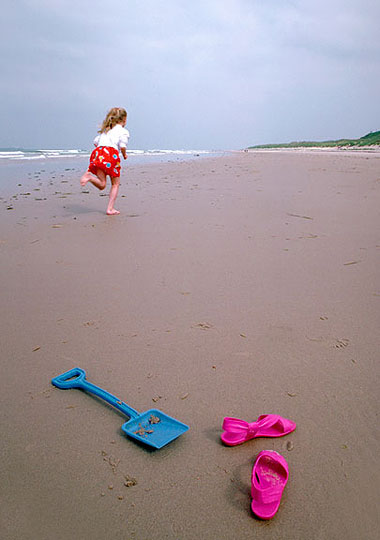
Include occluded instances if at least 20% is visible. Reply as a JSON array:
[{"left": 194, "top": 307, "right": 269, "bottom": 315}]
[{"left": 1, "top": 151, "right": 379, "bottom": 539}]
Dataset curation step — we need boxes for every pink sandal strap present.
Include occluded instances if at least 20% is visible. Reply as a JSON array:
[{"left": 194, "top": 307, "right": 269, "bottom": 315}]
[
  {"left": 222, "top": 417, "right": 259, "bottom": 439},
  {"left": 256, "top": 414, "right": 284, "bottom": 431},
  {"left": 251, "top": 484, "right": 284, "bottom": 505},
  {"left": 222, "top": 415, "right": 284, "bottom": 439}
]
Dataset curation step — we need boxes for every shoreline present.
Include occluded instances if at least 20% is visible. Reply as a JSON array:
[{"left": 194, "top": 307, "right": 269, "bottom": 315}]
[
  {"left": 246, "top": 145, "right": 380, "bottom": 155},
  {"left": 1, "top": 151, "right": 379, "bottom": 539},
  {"left": 0, "top": 151, "right": 230, "bottom": 198}
]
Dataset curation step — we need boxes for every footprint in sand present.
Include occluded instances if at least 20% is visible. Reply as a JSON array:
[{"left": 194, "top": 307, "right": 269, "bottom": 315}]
[
  {"left": 306, "top": 336, "right": 350, "bottom": 350},
  {"left": 194, "top": 322, "right": 213, "bottom": 330},
  {"left": 334, "top": 338, "right": 350, "bottom": 349}
]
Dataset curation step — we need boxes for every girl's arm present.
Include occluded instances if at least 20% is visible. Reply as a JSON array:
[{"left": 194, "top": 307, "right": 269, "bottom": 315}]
[{"left": 119, "top": 128, "right": 129, "bottom": 159}]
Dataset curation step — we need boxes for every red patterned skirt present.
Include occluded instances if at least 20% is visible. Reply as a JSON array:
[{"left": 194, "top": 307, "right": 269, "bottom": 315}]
[{"left": 88, "top": 146, "right": 121, "bottom": 178}]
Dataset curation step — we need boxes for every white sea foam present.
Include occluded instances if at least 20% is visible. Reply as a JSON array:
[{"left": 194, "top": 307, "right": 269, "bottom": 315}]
[
  {"left": 0, "top": 149, "right": 90, "bottom": 160},
  {"left": 0, "top": 151, "right": 25, "bottom": 159}
]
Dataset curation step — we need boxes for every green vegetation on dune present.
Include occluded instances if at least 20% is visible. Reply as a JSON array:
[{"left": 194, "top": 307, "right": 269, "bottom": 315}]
[{"left": 249, "top": 130, "right": 380, "bottom": 149}]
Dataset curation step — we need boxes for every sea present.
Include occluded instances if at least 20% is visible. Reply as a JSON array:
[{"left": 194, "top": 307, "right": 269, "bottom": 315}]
[{"left": 0, "top": 148, "right": 222, "bottom": 163}]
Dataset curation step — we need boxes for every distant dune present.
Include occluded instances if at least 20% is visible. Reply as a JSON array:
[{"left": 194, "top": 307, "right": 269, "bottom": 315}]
[{"left": 249, "top": 130, "right": 380, "bottom": 149}]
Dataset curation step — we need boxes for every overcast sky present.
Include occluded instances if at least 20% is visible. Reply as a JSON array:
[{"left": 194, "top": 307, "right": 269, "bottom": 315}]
[{"left": 1, "top": 0, "right": 379, "bottom": 150}]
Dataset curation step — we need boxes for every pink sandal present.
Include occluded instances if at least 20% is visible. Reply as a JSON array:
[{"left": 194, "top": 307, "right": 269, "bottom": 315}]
[
  {"left": 251, "top": 450, "right": 289, "bottom": 520},
  {"left": 221, "top": 414, "right": 296, "bottom": 446}
]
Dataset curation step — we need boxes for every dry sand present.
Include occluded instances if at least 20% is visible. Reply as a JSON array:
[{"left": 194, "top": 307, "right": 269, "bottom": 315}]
[{"left": 1, "top": 151, "right": 379, "bottom": 540}]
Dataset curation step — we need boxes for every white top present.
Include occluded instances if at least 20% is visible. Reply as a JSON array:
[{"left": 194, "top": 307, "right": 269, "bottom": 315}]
[{"left": 94, "top": 124, "right": 130, "bottom": 152}]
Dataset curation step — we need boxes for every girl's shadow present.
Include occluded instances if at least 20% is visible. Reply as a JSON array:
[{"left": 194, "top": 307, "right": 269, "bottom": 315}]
[{"left": 64, "top": 203, "right": 104, "bottom": 215}]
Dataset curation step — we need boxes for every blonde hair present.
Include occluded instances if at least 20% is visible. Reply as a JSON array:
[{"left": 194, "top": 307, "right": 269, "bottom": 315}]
[{"left": 99, "top": 107, "right": 127, "bottom": 133}]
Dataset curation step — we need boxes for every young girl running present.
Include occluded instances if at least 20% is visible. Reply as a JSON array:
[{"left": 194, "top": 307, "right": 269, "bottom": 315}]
[{"left": 80, "top": 107, "right": 129, "bottom": 215}]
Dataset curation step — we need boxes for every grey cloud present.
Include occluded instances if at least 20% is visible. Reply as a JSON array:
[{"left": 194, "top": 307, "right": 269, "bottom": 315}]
[{"left": 1, "top": 0, "right": 379, "bottom": 149}]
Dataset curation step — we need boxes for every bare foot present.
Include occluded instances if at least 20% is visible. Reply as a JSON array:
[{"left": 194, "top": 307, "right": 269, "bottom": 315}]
[
  {"left": 80, "top": 172, "right": 92, "bottom": 186},
  {"left": 106, "top": 209, "right": 120, "bottom": 215}
]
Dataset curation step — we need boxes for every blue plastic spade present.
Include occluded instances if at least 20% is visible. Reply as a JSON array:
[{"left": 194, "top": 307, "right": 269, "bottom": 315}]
[{"left": 51, "top": 367, "right": 189, "bottom": 449}]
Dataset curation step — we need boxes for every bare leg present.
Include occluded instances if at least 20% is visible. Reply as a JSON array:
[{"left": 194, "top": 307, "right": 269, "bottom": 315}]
[
  {"left": 106, "top": 176, "right": 120, "bottom": 215},
  {"left": 80, "top": 168, "right": 107, "bottom": 190}
]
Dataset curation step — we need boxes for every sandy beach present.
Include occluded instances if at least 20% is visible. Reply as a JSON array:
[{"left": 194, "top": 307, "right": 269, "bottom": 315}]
[{"left": 1, "top": 150, "right": 379, "bottom": 540}]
